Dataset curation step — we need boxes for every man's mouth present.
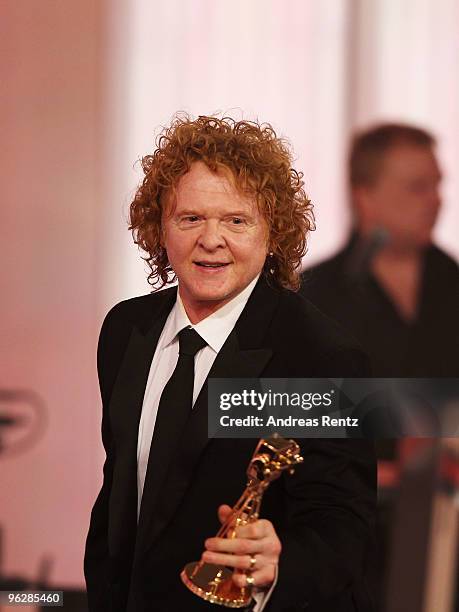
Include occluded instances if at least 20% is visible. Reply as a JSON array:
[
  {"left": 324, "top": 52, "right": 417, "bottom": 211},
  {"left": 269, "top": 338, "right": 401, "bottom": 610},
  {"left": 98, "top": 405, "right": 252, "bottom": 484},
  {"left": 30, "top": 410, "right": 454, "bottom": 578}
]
[{"left": 194, "top": 262, "right": 230, "bottom": 268}]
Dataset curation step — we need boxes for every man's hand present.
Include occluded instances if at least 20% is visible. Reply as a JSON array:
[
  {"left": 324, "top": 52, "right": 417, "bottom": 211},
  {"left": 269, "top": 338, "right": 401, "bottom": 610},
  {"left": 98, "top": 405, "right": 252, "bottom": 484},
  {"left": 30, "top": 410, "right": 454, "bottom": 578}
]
[{"left": 201, "top": 504, "right": 281, "bottom": 588}]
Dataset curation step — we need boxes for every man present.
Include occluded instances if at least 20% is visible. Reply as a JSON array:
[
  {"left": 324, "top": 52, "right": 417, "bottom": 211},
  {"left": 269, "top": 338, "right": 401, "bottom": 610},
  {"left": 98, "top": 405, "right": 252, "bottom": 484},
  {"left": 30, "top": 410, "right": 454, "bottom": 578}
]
[
  {"left": 302, "top": 123, "right": 459, "bottom": 377},
  {"left": 301, "top": 124, "right": 459, "bottom": 610},
  {"left": 85, "top": 115, "right": 376, "bottom": 612}
]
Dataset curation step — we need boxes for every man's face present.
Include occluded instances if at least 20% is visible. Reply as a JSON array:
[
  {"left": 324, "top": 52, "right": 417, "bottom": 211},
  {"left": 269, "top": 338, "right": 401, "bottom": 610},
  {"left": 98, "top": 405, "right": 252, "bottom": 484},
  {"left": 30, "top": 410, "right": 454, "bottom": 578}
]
[
  {"left": 161, "top": 161, "right": 269, "bottom": 322},
  {"left": 356, "top": 145, "right": 442, "bottom": 249}
]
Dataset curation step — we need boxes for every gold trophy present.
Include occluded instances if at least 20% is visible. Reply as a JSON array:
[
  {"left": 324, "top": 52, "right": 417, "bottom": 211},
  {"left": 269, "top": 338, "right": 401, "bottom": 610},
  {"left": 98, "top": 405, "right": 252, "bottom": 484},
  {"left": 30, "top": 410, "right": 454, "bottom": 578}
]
[{"left": 181, "top": 435, "right": 303, "bottom": 608}]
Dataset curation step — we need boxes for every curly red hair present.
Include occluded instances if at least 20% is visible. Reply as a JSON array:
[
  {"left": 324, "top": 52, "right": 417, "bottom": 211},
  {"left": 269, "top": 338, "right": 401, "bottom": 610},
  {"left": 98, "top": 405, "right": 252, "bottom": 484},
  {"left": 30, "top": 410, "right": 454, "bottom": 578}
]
[{"left": 129, "top": 114, "right": 314, "bottom": 290}]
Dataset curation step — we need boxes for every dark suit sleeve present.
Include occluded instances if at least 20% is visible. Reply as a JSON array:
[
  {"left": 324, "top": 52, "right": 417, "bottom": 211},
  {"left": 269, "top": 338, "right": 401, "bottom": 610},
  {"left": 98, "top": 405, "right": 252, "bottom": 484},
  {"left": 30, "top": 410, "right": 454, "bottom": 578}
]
[
  {"left": 267, "top": 349, "right": 376, "bottom": 611},
  {"left": 84, "top": 309, "right": 119, "bottom": 612}
]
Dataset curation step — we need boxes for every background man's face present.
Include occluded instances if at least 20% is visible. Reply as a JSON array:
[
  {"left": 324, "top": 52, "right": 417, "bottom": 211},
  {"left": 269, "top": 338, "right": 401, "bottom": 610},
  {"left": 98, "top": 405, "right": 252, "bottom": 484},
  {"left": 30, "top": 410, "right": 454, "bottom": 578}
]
[
  {"left": 357, "top": 145, "right": 442, "bottom": 249},
  {"left": 162, "top": 161, "right": 269, "bottom": 322}
]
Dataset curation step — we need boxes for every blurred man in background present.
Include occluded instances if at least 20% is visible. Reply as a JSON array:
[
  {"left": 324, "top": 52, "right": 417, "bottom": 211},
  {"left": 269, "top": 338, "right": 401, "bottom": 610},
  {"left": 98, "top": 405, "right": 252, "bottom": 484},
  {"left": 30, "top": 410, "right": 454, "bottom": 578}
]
[
  {"left": 302, "top": 123, "right": 459, "bottom": 377},
  {"left": 301, "top": 124, "right": 459, "bottom": 610}
]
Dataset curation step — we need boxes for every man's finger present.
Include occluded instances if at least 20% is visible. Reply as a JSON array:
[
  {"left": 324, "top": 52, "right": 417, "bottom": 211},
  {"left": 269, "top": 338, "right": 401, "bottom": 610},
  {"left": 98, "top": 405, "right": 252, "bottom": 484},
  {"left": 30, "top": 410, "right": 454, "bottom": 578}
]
[
  {"left": 235, "top": 519, "right": 272, "bottom": 539},
  {"left": 205, "top": 536, "right": 264, "bottom": 555},
  {"left": 201, "top": 551, "right": 266, "bottom": 570},
  {"left": 217, "top": 504, "right": 233, "bottom": 525},
  {"left": 232, "top": 565, "right": 277, "bottom": 589}
]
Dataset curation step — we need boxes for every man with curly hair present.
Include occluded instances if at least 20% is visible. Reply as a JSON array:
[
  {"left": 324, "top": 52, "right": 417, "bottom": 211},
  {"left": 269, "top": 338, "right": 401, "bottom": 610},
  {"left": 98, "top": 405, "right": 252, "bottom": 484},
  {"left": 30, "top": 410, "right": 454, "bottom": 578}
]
[{"left": 84, "top": 115, "right": 376, "bottom": 612}]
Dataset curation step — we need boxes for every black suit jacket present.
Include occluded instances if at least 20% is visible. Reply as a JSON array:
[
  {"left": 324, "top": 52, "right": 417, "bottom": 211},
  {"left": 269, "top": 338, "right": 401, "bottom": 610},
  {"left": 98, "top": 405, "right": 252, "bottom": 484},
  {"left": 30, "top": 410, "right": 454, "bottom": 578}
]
[
  {"left": 301, "top": 238, "right": 459, "bottom": 377},
  {"left": 84, "top": 276, "right": 376, "bottom": 612}
]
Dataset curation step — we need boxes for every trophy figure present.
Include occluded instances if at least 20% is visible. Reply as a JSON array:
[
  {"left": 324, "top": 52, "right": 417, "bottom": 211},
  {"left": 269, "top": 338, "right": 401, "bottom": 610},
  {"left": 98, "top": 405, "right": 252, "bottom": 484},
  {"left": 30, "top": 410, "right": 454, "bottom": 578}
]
[{"left": 181, "top": 435, "right": 303, "bottom": 608}]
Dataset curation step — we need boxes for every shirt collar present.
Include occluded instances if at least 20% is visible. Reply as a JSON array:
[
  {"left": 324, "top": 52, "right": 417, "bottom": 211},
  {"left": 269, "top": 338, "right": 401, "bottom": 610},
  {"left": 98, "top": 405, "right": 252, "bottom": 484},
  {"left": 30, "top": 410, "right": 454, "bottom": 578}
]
[{"left": 162, "top": 275, "right": 260, "bottom": 353}]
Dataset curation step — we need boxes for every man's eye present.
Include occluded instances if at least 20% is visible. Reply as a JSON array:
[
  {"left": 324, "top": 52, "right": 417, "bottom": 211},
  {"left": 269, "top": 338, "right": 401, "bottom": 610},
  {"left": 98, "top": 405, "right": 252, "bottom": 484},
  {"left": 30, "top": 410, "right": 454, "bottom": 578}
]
[
  {"left": 184, "top": 216, "right": 200, "bottom": 222},
  {"left": 231, "top": 217, "right": 245, "bottom": 225}
]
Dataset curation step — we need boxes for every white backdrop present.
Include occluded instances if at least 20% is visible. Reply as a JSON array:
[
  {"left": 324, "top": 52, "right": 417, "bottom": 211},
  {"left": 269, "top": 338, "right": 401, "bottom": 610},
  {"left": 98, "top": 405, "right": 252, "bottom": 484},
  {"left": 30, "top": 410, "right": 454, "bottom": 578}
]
[{"left": 99, "top": 0, "right": 459, "bottom": 314}]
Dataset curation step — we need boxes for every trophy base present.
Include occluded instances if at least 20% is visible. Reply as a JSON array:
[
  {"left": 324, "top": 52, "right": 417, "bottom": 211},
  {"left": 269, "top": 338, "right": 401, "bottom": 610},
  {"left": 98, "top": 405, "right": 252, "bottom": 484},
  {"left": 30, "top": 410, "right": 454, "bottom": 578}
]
[{"left": 181, "top": 561, "right": 252, "bottom": 608}]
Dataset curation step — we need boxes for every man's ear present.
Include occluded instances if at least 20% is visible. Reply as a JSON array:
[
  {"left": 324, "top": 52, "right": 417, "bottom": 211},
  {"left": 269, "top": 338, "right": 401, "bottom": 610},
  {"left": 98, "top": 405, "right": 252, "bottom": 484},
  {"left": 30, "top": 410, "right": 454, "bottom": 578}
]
[
  {"left": 353, "top": 186, "right": 374, "bottom": 227},
  {"left": 158, "top": 188, "right": 171, "bottom": 248}
]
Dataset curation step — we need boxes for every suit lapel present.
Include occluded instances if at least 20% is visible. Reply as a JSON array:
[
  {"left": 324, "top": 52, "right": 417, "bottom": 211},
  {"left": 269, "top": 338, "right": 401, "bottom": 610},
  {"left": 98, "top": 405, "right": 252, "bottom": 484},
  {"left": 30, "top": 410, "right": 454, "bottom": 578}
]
[
  {"left": 107, "top": 287, "right": 177, "bottom": 553},
  {"left": 136, "top": 276, "right": 280, "bottom": 554}
]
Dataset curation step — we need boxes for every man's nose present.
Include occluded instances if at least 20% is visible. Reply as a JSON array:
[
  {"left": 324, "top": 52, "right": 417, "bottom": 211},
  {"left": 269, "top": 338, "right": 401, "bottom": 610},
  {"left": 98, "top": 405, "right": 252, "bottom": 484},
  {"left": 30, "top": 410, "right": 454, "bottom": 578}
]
[{"left": 197, "top": 220, "right": 226, "bottom": 250}]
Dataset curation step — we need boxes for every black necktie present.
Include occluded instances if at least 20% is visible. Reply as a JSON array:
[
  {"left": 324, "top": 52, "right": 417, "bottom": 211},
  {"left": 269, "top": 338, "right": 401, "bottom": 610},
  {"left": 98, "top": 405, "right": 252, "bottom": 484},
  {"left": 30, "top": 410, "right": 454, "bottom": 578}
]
[{"left": 145, "top": 326, "right": 207, "bottom": 481}]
